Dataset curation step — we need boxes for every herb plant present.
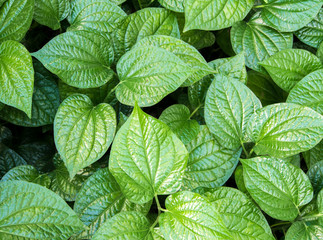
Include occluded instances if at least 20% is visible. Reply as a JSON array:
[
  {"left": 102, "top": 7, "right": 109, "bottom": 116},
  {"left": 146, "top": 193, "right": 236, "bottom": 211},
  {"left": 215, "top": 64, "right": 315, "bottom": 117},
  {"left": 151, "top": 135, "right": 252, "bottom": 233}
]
[{"left": 0, "top": 0, "right": 323, "bottom": 239}]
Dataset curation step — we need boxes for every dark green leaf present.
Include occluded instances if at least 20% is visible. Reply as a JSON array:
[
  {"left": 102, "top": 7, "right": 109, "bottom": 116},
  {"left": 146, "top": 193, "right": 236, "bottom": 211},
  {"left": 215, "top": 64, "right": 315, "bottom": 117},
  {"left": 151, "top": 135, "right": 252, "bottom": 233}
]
[
  {"left": 307, "top": 161, "right": 323, "bottom": 194},
  {"left": 0, "top": 145, "right": 27, "bottom": 178},
  {"left": 303, "top": 140, "right": 323, "bottom": 168}
]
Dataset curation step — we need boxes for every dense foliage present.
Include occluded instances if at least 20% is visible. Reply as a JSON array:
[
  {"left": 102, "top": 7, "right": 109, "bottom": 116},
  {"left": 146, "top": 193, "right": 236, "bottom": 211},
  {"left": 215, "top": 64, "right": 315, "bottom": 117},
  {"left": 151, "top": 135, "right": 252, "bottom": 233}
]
[{"left": 0, "top": 0, "right": 323, "bottom": 239}]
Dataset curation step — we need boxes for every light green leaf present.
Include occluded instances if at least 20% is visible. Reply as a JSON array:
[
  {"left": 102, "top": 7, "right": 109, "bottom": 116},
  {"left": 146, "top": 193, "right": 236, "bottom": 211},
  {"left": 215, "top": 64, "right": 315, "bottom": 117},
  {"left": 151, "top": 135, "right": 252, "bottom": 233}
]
[
  {"left": 158, "top": 0, "right": 183, "bottom": 12},
  {"left": 245, "top": 103, "right": 323, "bottom": 158},
  {"left": 231, "top": 15, "right": 293, "bottom": 73},
  {"left": 34, "top": 0, "right": 70, "bottom": 30},
  {"left": 54, "top": 94, "right": 116, "bottom": 178},
  {"left": 113, "top": 8, "right": 180, "bottom": 60},
  {"left": 208, "top": 52, "right": 247, "bottom": 83},
  {"left": 0, "top": 145, "right": 27, "bottom": 178},
  {"left": 159, "top": 191, "right": 232, "bottom": 240},
  {"left": 68, "top": 0, "right": 126, "bottom": 34},
  {"left": 159, "top": 104, "right": 200, "bottom": 145},
  {"left": 109, "top": 104, "right": 188, "bottom": 204},
  {"left": 115, "top": 46, "right": 195, "bottom": 107},
  {"left": 74, "top": 168, "right": 151, "bottom": 239},
  {"left": 0, "top": 41, "right": 34, "bottom": 118},
  {"left": 303, "top": 140, "right": 323, "bottom": 168},
  {"left": 132, "top": 35, "right": 215, "bottom": 86},
  {"left": 259, "top": 49, "right": 323, "bottom": 92},
  {"left": 0, "top": 0, "right": 34, "bottom": 42},
  {"left": 295, "top": 9, "right": 323, "bottom": 48},
  {"left": 183, "top": 126, "right": 242, "bottom": 190},
  {"left": 247, "top": 70, "right": 287, "bottom": 106},
  {"left": 307, "top": 161, "right": 323, "bottom": 194},
  {"left": 93, "top": 211, "right": 151, "bottom": 240},
  {"left": 32, "top": 30, "right": 115, "bottom": 89},
  {"left": 204, "top": 187, "right": 275, "bottom": 240},
  {"left": 183, "top": 0, "right": 254, "bottom": 31},
  {"left": 285, "top": 221, "right": 323, "bottom": 240},
  {"left": 260, "top": 0, "right": 323, "bottom": 32},
  {"left": 241, "top": 157, "right": 313, "bottom": 221},
  {"left": 287, "top": 69, "right": 323, "bottom": 114},
  {"left": 0, "top": 181, "right": 84, "bottom": 239},
  {"left": 0, "top": 61, "right": 60, "bottom": 127},
  {"left": 1, "top": 165, "right": 38, "bottom": 182},
  {"left": 205, "top": 75, "right": 262, "bottom": 149},
  {"left": 318, "top": 42, "right": 323, "bottom": 63}
]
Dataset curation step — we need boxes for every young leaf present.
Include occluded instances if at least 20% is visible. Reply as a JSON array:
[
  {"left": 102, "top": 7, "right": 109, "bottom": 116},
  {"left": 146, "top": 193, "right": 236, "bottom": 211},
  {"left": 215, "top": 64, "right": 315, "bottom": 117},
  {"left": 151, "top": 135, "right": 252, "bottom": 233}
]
[
  {"left": 285, "top": 221, "right": 323, "bottom": 240},
  {"left": 231, "top": 15, "right": 293, "bottom": 73},
  {"left": 241, "top": 157, "right": 313, "bottom": 221},
  {"left": 183, "top": 126, "right": 242, "bottom": 190},
  {"left": 92, "top": 211, "right": 151, "bottom": 240},
  {"left": 113, "top": 8, "right": 180, "bottom": 60},
  {"left": 0, "top": 61, "right": 60, "bottom": 126},
  {"left": 295, "top": 9, "right": 323, "bottom": 49},
  {"left": 204, "top": 187, "right": 275, "bottom": 240},
  {"left": 32, "top": 31, "right": 115, "bottom": 89},
  {"left": 247, "top": 70, "right": 287, "bottom": 106},
  {"left": 159, "top": 104, "right": 200, "bottom": 145},
  {"left": 183, "top": 0, "right": 254, "bottom": 31},
  {"left": 307, "top": 161, "right": 323, "bottom": 194},
  {"left": 0, "top": 145, "right": 27, "bottom": 178},
  {"left": 132, "top": 35, "right": 215, "bottom": 86},
  {"left": 234, "top": 165, "right": 248, "bottom": 194},
  {"left": 287, "top": 69, "right": 323, "bottom": 114},
  {"left": 260, "top": 0, "right": 323, "bottom": 32},
  {"left": 0, "top": 41, "right": 34, "bottom": 118},
  {"left": 0, "top": 0, "right": 34, "bottom": 42},
  {"left": 303, "top": 140, "right": 323, "bottom": 168},
  {"left": 259, "top": 49, "right": 323, "bottom": 92},
  {"left": 158, "top": 0, "right": 183, "bottom": 12},
  {"left": 159, "top": 191, "right": 232, "bottom": 239},
  {"left": 34, "top": 0, "right": 70, "bottom": 30},
  {"left": 0, "top": 181, "right": 84, "bottom": 239},
  {"left": 74, "top": 168, "right": 151, "bottom": 239},
  {"left": 54, "top": 94, "right": 116, "bottom": 178},
  {"left": 115, "top": 45, "right": 195, "bottom": 107},
  {"left": 109, "top": 104, "right": 188, "bottom": 204},
  {"left": 68, "top": 0, "right": 126, "bottom": 34},
  {"left": 245, "top": 103, "right": 323, "bottom": 158},
  {"left": 205, "top": 75, "right": 262, "bottom": 149}
]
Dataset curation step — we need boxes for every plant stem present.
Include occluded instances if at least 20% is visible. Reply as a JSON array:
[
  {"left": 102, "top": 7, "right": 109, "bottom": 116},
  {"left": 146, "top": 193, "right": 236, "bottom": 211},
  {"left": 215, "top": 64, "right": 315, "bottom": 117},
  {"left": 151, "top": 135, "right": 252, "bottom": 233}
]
[
  {"left": 270, "top": 221, "right": 290, "bottom": 228},
  {"left": 253, "top": 4, "right": 265, "bottom": 9},
  {"left": 190, "top": 104, "right": 202, "bottom": 119},
  {"left": 241, "top": 142, "right": 250, "bottom": 158},
  {"left": 155, "top": 195, "right": 162, "bottom": 215}
]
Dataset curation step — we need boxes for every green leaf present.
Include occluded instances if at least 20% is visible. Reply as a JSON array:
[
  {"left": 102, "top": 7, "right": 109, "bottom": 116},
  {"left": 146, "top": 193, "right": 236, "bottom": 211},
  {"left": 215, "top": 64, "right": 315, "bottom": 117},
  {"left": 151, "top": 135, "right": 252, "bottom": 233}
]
[
  {"left": 183, "top": 126, "right": 242, "bottom": 190},
  {"left": 132, "top": 35, "right": 215, "bottom": 87},
  {"left": 259, "top": 49, "right": 323, "bottom": 92},
  {"left": 204, "top": 187, "right": 275, "bottom": 240},
  {"left": 260, "top": 0, "right": 323, "bottom": 32},
  {"left": 247, "top": 70, "right": 287, "bottom": 106},
  {"left": 92, "top": 211, "right": 151, "bottom": 240},
  {"left": 205, "top": 75, "right": 262, "bottom": 149},
  {"left": 34, "top": 0, "right": 70, "bottom": 30},
  {"left": 74, "top": 168, "right": 151, "bottom": 238},
  {"left": 49, "top": 154, "right": 93, "bottom": 201},
  {"left": 216, "top": 29, "right": 235, "bottom": 57},
  {"left": 285, "top": 221, "right": 323, "bottom": 240},
  {"left": 287, "top": 69, "right": 323, "bottom": 114},
  {"left": 188, "top": 77, "right": 211, "bottom": 110},
  {"left": 1, "top": 165, "right": 39, "bottom": 182},
  {"left": 0, "top": 145, "right": 27, "bottom": 178},
  {"left": 0, "top": 61, "right": 60, "bottom": 127},
  {"left": 303, "top": 140, "right": 323, "bottom": 168},
  {"left": 317, "top": 42, "right": 323, "bottom": 63},
  {"left": 113, "top": 8, "right": 180, "bottom": 60},
  {"left": 207, "top": 52, "right": 247, "bottom": 84},
  {"left": 54, "top": 94, "right": 116, "bottom": 178},
  {"left": 109, "top": 104, "right": 188, "bottom": 204},
  {"left": 231, "top": 15, "right": 293, "bottom": 73},
  {"left": 32, "top": 30, "right": 115, "bottom": 89},
  {"left": 0, "top": 181, "right": 84, "bottom": 239},
  {"left": 245, "top": 103, "right": 323, "bottom": 158},
  {"left": 0, "top": 0, "right": 34, "bottom": 42},
  {"left": 115, "top": 46, "right": 195, "bottom": 107},
  {"left": 241, "top": 157, "right": 313, "bottom": 221},
  {"left": 234, "top": 165, "right": 248, "bottom": 194},
  {"left": 159, "top": 191, "right": 232, "bottom": 239},
  {"left": 183, "top": 0, "right": 254, "bottom": 31},
  {"left": 295, "top": 9, "right": 323, "bottom": 48},
  {"left": 0, "top": 41, "right": 34, "bottom": 118},
  {"left": 68, "top": 0, "right": 126, "bottom": 34},
  {"left": 159, "top": 104, "right": 200, "bottom": 145},
  {"left": 158, "top": 0, "right": 183, "bottom": 12},
  {"left": 307, "top": 161, "right": 323, "bottom": 194},
  {"left": 180, "top": 30, "right": 215, "bottom": 50}
]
